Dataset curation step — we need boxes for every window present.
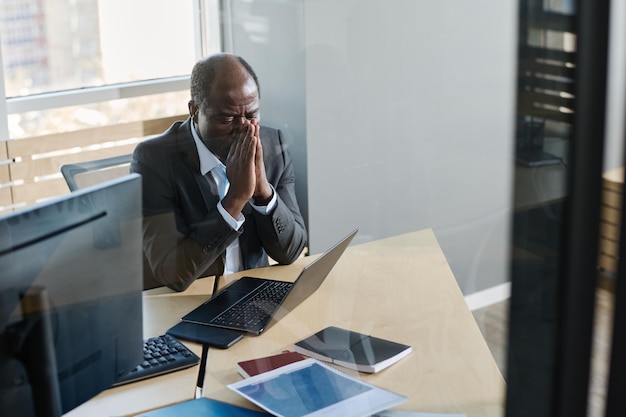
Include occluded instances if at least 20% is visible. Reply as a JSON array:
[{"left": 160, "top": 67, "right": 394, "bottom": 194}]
[
  {"left": 0, "top": 0, "right": 221, "bottom": 138},
  {"left": 0, "top": 0, "right": 221, "bottom": 213}
]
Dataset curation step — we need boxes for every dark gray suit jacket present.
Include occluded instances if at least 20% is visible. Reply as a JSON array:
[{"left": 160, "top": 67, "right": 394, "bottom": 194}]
[{"left": 131, "top": 118, "right": 307, "bottom": 291}]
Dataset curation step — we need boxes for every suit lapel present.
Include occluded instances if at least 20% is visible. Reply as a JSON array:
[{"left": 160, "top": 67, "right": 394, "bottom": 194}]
[{"left": 177, "top": 119, "right": 221, "bottom": 212}]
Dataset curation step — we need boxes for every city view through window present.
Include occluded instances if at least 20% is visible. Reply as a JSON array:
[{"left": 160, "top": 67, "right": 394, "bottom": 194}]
[{"left": 0, "top": 0, "right": 209, "bottom": 139}]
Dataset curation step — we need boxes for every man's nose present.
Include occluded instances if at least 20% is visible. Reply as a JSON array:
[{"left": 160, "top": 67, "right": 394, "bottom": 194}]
[{"left": 230, "top": 117, "right": 249, "bottom": 134}]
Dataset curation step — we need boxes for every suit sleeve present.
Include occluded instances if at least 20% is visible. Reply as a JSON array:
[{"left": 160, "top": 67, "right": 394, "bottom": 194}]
[{"left": 252, "top": 129, "right": 308, "bottom": 264}]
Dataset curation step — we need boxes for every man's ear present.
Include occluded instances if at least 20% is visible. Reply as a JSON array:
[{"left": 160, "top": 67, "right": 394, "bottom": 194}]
[{"left": 188, "top": 101, "right": 198, "bottom": 122}]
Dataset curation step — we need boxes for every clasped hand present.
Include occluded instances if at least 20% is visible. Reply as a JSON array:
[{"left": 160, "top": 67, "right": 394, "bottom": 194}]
[{"left": 221, "top": 119, "right": 272, "bottom": 218}]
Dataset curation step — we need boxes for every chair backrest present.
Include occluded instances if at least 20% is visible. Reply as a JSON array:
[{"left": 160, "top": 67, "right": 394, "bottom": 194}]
[{"left": 61, "top": 154, "right": 132, "bottom": 191}]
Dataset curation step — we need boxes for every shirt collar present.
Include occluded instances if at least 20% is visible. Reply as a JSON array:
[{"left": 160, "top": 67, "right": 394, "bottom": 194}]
[{"left": 190, "top": 120, "right": 223, "bottom": 176}]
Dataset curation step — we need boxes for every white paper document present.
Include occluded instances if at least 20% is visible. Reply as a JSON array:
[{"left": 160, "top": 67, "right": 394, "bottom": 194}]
[{"left": 228, "top": 358, "right": 406, "bottom": 417}]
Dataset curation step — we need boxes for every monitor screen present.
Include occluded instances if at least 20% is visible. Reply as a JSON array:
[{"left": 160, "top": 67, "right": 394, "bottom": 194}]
[{"left": 0, "top": 174, "right": 144, "bottom": 416}]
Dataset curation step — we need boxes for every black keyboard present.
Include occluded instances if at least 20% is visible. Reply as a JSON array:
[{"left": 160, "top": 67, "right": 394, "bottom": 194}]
[
  {"left": 111, "top": 334, "right": 200, "bottom": 387},
  {"left": 210, "top": 281, "right": 292, "bottom": 329}
]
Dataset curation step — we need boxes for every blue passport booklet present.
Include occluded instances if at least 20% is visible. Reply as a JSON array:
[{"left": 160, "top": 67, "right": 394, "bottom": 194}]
[
  {"left": 293, "top": 326, "right": 412, "bottom": 373},
  {"left": 228, "top": 358, "right": 406, "bottom": 417},
  {"left": 134, "top": 397, "right": 270, "bottom": 416}
]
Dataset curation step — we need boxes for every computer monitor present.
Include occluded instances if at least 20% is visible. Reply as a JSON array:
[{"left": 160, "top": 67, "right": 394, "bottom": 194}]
[{"left": 0, "top": 174, "right": 144, "bottom": 416}]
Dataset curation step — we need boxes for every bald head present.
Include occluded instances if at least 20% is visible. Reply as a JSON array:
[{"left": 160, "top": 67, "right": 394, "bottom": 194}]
[{"left": 190, "top": 53, "right": 260, "bottom": 111}]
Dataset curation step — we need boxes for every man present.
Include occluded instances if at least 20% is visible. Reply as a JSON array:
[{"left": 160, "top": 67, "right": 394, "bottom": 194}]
[{"left": 131, "top": 53, "right": 307, "bottom": 292}]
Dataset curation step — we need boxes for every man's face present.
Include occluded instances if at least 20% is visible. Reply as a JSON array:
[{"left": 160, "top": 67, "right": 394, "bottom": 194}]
[{"left": 190, "top": 70, "right": 260, "bottom": 162}]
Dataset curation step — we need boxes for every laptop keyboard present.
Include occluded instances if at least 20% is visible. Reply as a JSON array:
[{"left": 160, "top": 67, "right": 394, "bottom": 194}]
[
  {"left": 111, "top": 334, "right": 199, "bottom": 387},
  {"left": 210, "top": 280, "right": 292, "bottom": 329}
]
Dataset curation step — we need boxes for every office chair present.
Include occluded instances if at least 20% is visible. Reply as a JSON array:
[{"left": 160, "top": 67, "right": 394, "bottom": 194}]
[{"left": 61, "top": 154, "right": 133, "bottom": 191}]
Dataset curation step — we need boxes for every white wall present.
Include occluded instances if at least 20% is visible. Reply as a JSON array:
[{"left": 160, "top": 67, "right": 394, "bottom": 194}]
[
  {"left": 228, "top": 0, "right": 518, "bottom": 294},
  {"left": 225, "top": 0, "right": 309, "bottom": 231},
  {"left": 605, "top": 0, "right": 626, "bottom": 171}
]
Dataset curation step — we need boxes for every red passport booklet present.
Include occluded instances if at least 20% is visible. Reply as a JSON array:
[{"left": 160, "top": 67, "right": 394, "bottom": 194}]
[{"left": 236, "top": 350, "right": 306, "bottom": 378}]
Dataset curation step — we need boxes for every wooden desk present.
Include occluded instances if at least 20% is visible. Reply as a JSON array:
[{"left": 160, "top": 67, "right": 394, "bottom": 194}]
[{"left": 65, "top": 228, "right": 506, "bottom": 417}]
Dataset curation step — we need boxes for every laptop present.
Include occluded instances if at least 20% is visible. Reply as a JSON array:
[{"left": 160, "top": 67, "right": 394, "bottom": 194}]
[{"left": 181, "top": 228, "right": 358, "bottom": 336}]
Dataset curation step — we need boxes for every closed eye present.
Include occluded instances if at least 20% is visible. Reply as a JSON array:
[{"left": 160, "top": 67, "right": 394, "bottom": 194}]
[
  {"left": 220, "top": 116, "right": 234, "bottom": 124},
  {"left": 217, "top": 114, "right": 257, "bottom": 124}
]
